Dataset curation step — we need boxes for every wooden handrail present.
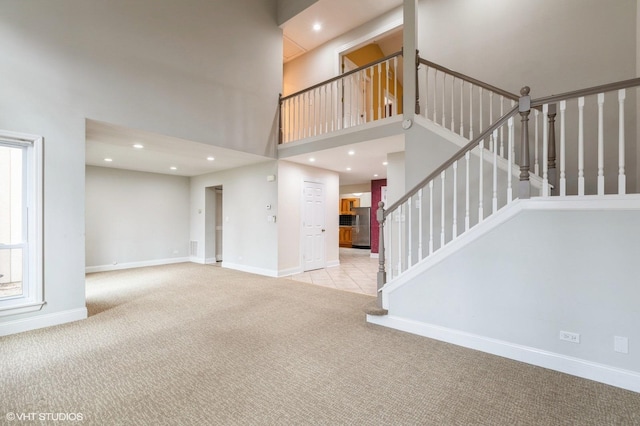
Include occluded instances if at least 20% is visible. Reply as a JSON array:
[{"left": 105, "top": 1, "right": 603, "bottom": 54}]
[
  {"left": 531, "top": 77, "right": 640, "bottom": 107},
  {"left": 383, "top": 105, "right": 519, "bottom": 216},
  {"left": 419, "top": 58, "right": 520, "bottom": 101},
  {"left": 281, "top": 50, "right": 404, "bottom": 102}
]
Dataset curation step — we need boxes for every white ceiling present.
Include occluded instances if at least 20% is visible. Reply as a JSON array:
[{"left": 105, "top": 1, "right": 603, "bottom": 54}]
[
  {"left": 85, "top": 120, "right": 268, "bottom": 177},
  {"left": 86, "top": 0, "right": 406, "bottom": 186},
  {"left": 281, "top": 134, "right": 404, "bottom": 185},
  {"left": 282, "top": 0, "right": 403, "bottom": 63}
]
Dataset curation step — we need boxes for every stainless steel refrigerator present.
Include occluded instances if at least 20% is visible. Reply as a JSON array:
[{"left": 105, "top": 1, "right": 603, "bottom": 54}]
[{"left": 351, "top": 207, "right": 371, "bottom": 249}]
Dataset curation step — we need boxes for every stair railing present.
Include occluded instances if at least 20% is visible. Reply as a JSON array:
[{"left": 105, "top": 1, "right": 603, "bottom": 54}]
[
  {"left": 376, "top": 76, "right": 640, "bottom": 307},
  {"left": 279, "top": 51, "right": 403, "bottom": 144},
  {"left": 531, "top": 78, "right": 640, "bottom": 196},
  {"left": 417, "top": 57, "right": 519, "bottom": 144}
]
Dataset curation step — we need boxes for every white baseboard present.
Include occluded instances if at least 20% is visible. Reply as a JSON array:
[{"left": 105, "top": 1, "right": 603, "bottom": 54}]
[
  {"left": 326, "top": 259, "right": 340, "bottom": 268},
  {"left": 370, "top": 253, "right": 379, "bottom": 259},
  {"left": 277, "top": 266, "right": 303, "bottom": 277},
  {"left": 205, "top": 257, "right": 217, "bottom": 264},
  {"left": 367, "top": 315, "right": 640, "bottom": 394},
  {"left": 86, "top": 257, "right": 190, "bottom": 273},
  {"left": 222, "top": 262, "right": 278, "bottom": 277},
  {"left": 0, "top": 307, "right": 87, "bottom": 337}
]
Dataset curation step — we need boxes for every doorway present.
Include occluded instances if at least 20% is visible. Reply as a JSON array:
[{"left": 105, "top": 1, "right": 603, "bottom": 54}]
[
  {"left": 302, "top": 181, "right": 326, "bottom": 271},
  {"left": 205, "top": 186, "right": 223, "bottom": 264}
]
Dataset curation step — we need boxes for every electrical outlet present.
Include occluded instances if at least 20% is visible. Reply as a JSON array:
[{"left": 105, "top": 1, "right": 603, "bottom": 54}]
[
  {"left": 559, "top": 331, "right": 580, "bottom": 343},
  {"left": 614, "top": 336, "right": 629, "bottom": 354}
]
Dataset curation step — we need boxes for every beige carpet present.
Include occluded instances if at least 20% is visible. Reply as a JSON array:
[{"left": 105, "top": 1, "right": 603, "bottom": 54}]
[{"left": 1, "top": 263, "right": 638, "bottom": 425}]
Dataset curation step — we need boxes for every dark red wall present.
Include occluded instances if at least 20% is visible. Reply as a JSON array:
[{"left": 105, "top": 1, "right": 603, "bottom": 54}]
[{"left": 370, "top": 179, "right": 387, "bottom": 254}]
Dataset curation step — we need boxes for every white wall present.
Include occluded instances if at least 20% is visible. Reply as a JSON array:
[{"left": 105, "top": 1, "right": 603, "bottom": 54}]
[
  {"left": 283, "top": 6, "right": 403, "bottom": 95},
  {"left": 386, "top": 151, "right": 406, "bottom": 206},
  {"left": 0, "top": 0, "right": 281, "bottom": 331},
  {"left": 190, "top": 161, "right": 280, "bottom": 276},
  {"left": 85, "top": 166, "right": 190, "bottom": 270},
  {"left": 381, "top": 203, "right": 640, "bottom": 391},
  {"left": 278, "top": 160, "right": 339, "bottom": 274}
]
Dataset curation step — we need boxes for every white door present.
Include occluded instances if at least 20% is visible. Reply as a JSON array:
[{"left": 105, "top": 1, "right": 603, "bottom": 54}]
[{"left": 302, "top": 181, "right": 325, "bottom": 271}]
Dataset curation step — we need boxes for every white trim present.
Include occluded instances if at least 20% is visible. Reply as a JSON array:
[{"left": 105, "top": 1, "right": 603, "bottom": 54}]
[
  {"left": 0, "top": 307, "right": 87, "bottom": 337},
  {"left": 277, "top": 266, "right": 303, "bottom": 277},
  {"left": 0, "top": 301, "right": 45, "bottom": 317},
  {"left": 85, "top": 257, "right": 190, "bottom": 273},
  {"left": 335, "top": 16, "right": 403, "bottom": 75},
  {"left": 370, "top": 253, "right": 379, "bottom": 259},
  {"left": 325, "top": 259, "right": 340, "bottom": 268},
  {"left": 205, "top": 257, "right": 217, "bottom": 264},
  {"left": 367, "top": 315, "right": 640, "bottom": 394},
  {"left": 222, "top": 262, "right": 278, "bottom": 277}
]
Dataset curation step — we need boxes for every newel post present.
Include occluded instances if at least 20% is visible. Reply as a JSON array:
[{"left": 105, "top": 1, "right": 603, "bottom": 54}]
[
  {"left": 415, "top": 49, "right": 421, "bottom": 115},
  {"left": 518, "top": 86, "right": 531, "bottom": 199},
  {"left": 547, "top": 103, "right": 557, "bottom": 194},
  {"left": 278, "top": 93, "right": 283, "bottom": 145},
  {"left": 376, "top": 201, "right": 387, "bottom": 309}
]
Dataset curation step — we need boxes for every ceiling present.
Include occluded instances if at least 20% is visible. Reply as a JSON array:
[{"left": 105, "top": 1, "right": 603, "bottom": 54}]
[
  {"left": 85, "top": 120, "right": 268, "bottom": 177},
  {"left": 86, "top": 0, "right": 405, "bottom": 186},
  {"left": 282, "top": 0, "right": 403, "bottom": 63},
  {"left": 282, "top": 134, "right": 404, "bottom": 186}
]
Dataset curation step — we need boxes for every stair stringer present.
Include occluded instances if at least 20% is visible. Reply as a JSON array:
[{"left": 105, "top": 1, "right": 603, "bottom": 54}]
[{"left": 369, "top": 195, "right": 640, "bottom": 393}]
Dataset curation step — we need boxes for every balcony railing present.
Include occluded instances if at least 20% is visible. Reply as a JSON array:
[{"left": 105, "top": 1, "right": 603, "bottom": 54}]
[{"left": 279, "top": 51, "right": 404, "bottom": 144}]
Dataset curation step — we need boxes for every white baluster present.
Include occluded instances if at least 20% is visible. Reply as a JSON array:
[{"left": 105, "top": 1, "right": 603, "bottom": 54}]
[
  {"left": 508, "top": 117, "right": 514, "bottom": 202},
  {"left": 478, "top": 139, "right": 484, "bottom": 223},
  {"left": 534, "top": 109, "right": 539, "bottom": 176},
  {"left": 488, "top": 93, "right": 494, "bottom": 152},
  {"left": 369, "top": 68, "right": 374, "bottom": 123},
  {"left": 452, "top": 160, "right": 458, "bottom": 238},
  {"left": 560, "top": 100, "right": 567, "bottom": 196},
  {"left": 383, "top": 61, "right": 388, "bottom": 119},
  {"left": 393, "top": 56, "right": 398, "bottom": 116},
  {"left": 492, "top": 130, "right": 498, "bottom": 213},
  {"left": 407, "top": 198, "right": 412, "bottom": 268},
  {"left": 479, "top": 87, "right": 483, "bottom": 133},
  {"left": 542, "top": 103, "right": 549, "bottom": 197},
  {"left": 451, "top": 77, "right": 455, "bottom": 131},
  {"left": 397, "top": 204, "right": 403, "bottom": 274},
  {"left": 429, "top": 180, "right": 434, "bottom": 254},
  {"left": 465, "top": 152, "right": 470, "bottom": 231},
  {"left": 500, "top": 97, "right": 505, "bottom": 157},
  {"left": 387, "top": 213, "right": 393, "bottom": 280},
  {"left": 618, "top": 89, "right": 626, "bottom": 194},
  {"left": 578, "top": 97, "right": 585, "bottom": 196},
  {"left": 418, "top": 189, "right": 423, "bottom": 260},
  {"left": 441, "top": 74, "right": 446, "bottom": 126},
  {"left": 377, "top": 63, "right": 382, "bottom": 120},
  {"left": 597, "top": 93, "right": 605, "bottom": 195},
  {"left": 460, "top": 80, "right": 464, "bottom": 137},
  {"left": 433, "top": 70, "right": 438, "bottom": 122},
  {"left": 440, "top": 171, "right": 446, "bottom": 248},
  {"left": 469, "top": 84, "right": 474, "bottom": 140},
  {"left": 424, "top": 67, "right": 428, "bottom": 119}
]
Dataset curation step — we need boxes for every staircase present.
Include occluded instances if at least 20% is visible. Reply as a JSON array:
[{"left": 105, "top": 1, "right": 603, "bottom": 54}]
[
  {"left": 369, "top": 61, "right": 640, "bottom": 393},
  {"left": 279, "top": 53, "right": 640, "bottom": 393}
]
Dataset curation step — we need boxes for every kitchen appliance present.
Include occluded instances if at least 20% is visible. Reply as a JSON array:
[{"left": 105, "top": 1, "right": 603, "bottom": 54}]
[{"left": 351, "top": 207, "right": 370, "bottom": 249}]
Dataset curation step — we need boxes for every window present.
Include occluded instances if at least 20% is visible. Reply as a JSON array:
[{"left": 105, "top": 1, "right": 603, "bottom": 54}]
[{"left": 0, "top": 130, "right": 43, "bottom": 316}]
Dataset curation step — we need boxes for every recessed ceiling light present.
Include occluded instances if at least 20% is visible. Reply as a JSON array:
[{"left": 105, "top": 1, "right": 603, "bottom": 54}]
[
  {"left": 207, "top": 156, "right": 215, "bottom": 161},
  {"left": 348, "top": 150, "right": 355, "bottom": 156},
  {"left": 133, "top": 144, "right": 144, "bottom": 149},
  {"left": 313, "top": 23, "right": 322, "bottom": 31},
  {"left": 104, "top": 158, "right": 113, "bottom": 162},
  {"left": 309, "top": 158, "right": 316, "bottom": 162},
  {"left": 170, "top": 166, "right": 177, "bottom": 170},
  {"left": 346, "top": 167, "right": 351, "bottom": 171},
  {"left": 374, "top": 174, "right": 379, "bottom": 177},
  {"left": 382, "top": 161, "right": 388, "bottom": 166}
]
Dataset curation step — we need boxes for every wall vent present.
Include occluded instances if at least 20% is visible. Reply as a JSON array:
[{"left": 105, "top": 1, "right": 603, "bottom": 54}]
[{"left": 189, "top": 241, "right": 198, "bottom": 257}]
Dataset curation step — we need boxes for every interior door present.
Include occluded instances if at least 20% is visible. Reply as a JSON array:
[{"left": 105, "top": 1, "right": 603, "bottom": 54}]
[{"left": 302, "top": 181, "right": 325, "bottom": 271}]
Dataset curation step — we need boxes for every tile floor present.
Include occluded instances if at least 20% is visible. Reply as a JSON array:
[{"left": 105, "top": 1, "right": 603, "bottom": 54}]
[{"left": 284, "top": 247, "right": 378, "bottom": 296}]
